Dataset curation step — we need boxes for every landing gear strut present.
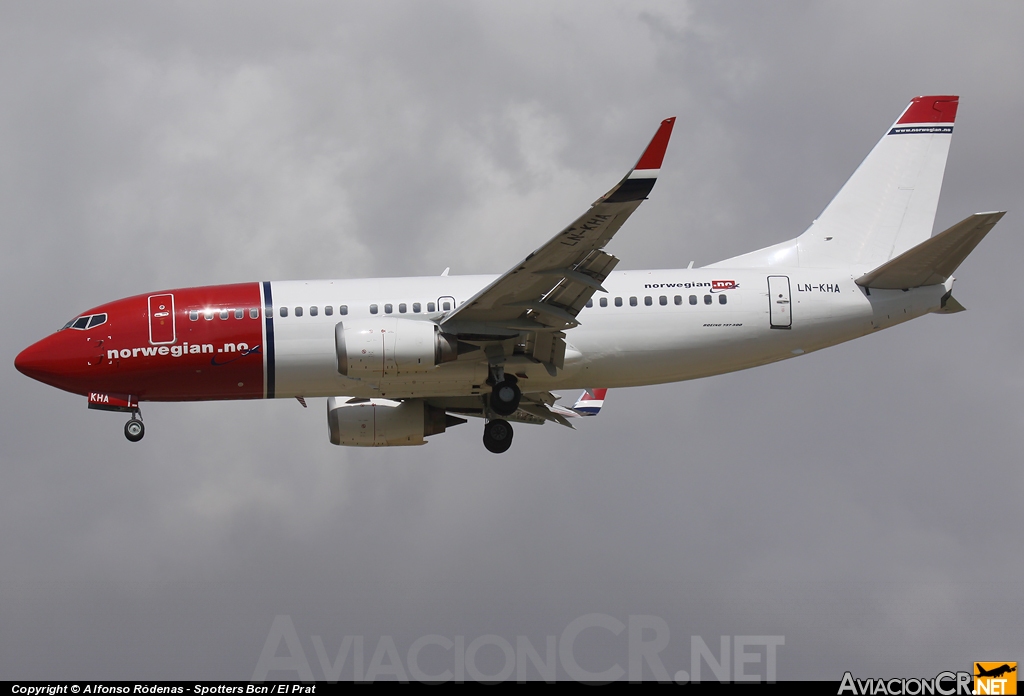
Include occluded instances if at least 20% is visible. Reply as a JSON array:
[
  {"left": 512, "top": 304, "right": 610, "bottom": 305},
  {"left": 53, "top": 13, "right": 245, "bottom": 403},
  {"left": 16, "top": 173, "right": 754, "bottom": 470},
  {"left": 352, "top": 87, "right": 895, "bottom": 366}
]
[
  {"left": 124, "top": 411, "right": 145, "bottom": 442},
  {"left": 483, "top": 419, "right": 513, "bottom": 454},
  {"left": 489, "top": 372, "right": 521, "bottom": 417}
]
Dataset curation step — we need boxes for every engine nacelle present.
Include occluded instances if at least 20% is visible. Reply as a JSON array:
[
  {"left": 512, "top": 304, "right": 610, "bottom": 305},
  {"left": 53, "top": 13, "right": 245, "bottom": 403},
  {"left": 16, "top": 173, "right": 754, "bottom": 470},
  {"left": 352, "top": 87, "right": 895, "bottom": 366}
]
[
  {"left": 335, "top": 318, "right": 458, "bottom": 378},
  {"left": 327, "top": 397, "right": 464, "bottom": 447}
]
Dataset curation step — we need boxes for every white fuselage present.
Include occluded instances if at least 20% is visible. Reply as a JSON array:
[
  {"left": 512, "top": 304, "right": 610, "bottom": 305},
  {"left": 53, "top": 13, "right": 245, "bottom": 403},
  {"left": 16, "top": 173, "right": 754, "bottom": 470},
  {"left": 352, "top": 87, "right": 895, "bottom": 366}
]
[{"left": 268, "top": 267, "right": 948, "bottom": 399}]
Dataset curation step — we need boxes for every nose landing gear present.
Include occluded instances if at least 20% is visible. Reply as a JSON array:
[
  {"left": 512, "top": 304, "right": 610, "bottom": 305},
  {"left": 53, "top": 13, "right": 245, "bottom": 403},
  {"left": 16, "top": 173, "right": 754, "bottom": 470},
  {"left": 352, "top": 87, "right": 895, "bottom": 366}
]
[
  {"left": 86, "top": 393, "right": 145, "bottom": 442},
  {"left": 124, "top": 411, "right": 145, "bottom": 442}
]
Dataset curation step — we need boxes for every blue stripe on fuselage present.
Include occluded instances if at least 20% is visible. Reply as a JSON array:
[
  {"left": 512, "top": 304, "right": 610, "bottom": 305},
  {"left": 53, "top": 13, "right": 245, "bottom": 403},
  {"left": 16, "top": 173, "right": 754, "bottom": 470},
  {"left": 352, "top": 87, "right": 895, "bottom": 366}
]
[{"left": 262, "top": 281, "right": 276, "bottom": 399}]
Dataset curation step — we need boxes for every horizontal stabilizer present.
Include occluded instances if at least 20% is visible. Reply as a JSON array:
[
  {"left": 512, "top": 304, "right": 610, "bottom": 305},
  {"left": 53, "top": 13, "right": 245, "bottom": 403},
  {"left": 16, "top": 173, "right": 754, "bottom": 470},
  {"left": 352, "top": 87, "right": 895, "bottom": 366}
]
[{"left": 855, "top": 211, "right": 1005, "bottom": 289}]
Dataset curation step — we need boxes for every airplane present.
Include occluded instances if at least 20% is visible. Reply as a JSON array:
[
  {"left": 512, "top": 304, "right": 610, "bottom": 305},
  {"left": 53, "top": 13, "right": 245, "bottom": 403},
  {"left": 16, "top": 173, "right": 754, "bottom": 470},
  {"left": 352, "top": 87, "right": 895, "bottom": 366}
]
[
  {"left": 975, "top": 664, "right": 1017, "bottom": 679},
  {"left": 15, "top": 95, "right": 1004, "bottom": 453}
]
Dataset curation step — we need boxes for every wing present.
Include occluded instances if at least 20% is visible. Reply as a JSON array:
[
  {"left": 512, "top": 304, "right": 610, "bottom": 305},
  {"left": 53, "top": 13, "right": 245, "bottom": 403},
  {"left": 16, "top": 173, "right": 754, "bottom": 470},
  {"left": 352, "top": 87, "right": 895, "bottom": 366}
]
[{"left": 441, "top": 118, "right": 676, "bottom": 353}]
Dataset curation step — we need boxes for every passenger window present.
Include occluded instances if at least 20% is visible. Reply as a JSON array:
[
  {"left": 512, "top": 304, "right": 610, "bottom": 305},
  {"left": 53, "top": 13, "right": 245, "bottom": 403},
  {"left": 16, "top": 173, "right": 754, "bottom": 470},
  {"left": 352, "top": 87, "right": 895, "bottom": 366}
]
[
  {"left": 219, "top": 309, "right": 229, "bottom": 320},
  {"left": 719, "top": 294, "right": 727, "bottom": 305},
  {"left": 340, "top": 305, "right": 348, "bottom": 315},
  {"left": 205, "top": 309, "right": 214, "bottom": 320},
  {"left": 629, "top": 296, "right": 637, "bottom": 307},
  {"left": 399, "top": 303, "right": 407, "bottom": 313},
  {"left": 73, "top": 316, "right": 90, "bottom": 329},
  {"left": 310, "top": 306, "right": 318, "bottom": 316},
  {"left": 614, "top": 297, "right": 622, "bottom": 307},
  {"left": 369, "top": 304, "right": 378, "bottom": 315},
  {"left": 427, "top": 302, "right": 436, "bottom": 312},
  {"left": 586, "top": 299, "right": 593, "bottom": 308},
  {"left": 295, "top": 306, "right": 303, "bottom": 317},
  {"left": 442, "top": 301, "right": 451, "bottom": 311},
  {"left": 689, "top": 295, "right": 697, "bottom": 305},
  {"left": 279, "top": 307, "right": 288, "bottom": 318},
  {"left": 384, "top": 303, "right": 393, "bottom": 314},
  {"left": 659, "top": 296, "right": 667, "bottom": 306},
  {"left": 413, "top": 302, "right": 421, "bottom": 313},
  {"left": 189, "top": 310, "right": 199, "bottom": 321},
  {"left": 600, "top": 297, "right": 608, "bottom": 307},
  {"left": 324, "top": 305, "right": 333, "bottom": 316},
  {"left": 250, "top": 308, "right": 259, "bottom": 319},
  {"left": 704, "top": 295, "right": 712, "bottom": 305},
  {"left": 674, "top": 296, "right": 682, "bottom": 305},
  {"left": 644, "top": 296, "right": 652, "bottom": 306},
  {"left": 234, "top": 309, "right": 244, "bottom": 319}
]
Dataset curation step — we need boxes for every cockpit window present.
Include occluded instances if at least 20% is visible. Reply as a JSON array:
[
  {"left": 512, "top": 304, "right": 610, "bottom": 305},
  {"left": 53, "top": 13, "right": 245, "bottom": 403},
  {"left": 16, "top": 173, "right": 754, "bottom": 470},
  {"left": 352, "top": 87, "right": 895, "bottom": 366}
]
[{"left": 63, "top": 313, "right": 108, "bottom": 331}]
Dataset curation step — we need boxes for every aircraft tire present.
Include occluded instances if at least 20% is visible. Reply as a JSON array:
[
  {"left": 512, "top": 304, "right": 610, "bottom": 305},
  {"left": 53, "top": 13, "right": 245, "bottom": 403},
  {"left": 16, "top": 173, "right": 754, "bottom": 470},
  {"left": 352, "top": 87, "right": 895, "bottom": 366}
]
[
  {"left": 483, "top": 419, "right": 513, "bottom": 454},
  {"left": 489, "top": 379, "right": 521, "bottom": 416},
  {"left": 124, "top": 419, "right": 145, "bottom": 442}
]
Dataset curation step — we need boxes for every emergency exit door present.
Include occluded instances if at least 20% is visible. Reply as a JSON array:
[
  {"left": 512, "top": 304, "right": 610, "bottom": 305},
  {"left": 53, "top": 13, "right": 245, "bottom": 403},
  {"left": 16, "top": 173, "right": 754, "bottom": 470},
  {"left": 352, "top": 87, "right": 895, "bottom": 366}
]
[{"left": 767, "top": 276, "right": 792, "bottom": 329}]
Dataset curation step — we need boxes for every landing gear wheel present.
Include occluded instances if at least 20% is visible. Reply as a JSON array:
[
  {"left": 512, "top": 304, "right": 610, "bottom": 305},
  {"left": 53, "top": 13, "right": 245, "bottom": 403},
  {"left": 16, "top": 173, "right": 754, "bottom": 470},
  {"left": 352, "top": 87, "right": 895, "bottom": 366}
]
[
  {"left": 483, "top": 419, "right": 514, "bottom": 454},
  {"left": 124, "top": 418, "right": 145, "bottom": 443},
  {"left": 489, "top": 378, "right": 521, "bottom": 416}
]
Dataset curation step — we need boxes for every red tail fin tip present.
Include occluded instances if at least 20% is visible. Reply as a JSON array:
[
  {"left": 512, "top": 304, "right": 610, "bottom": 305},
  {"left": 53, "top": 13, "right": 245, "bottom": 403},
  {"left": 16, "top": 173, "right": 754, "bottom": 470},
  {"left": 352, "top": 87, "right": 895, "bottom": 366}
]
[{"left": 897, "top": 95, "right": 959, "bottom": 124}]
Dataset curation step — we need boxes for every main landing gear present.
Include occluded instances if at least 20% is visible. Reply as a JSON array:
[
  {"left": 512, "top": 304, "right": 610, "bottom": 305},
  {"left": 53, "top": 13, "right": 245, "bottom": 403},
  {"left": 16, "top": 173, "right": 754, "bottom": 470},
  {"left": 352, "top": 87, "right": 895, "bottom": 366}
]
[
  {"left": 489, "top": 373, "right": 521, "bottom": 417},
  {"left": 483, "top": 365, "right": 519, "bottom": 453},
  {"left": 483, "top": 418, "right": 513, "bottom": 454},
  {"left": 124, "top": 410, "right": 145, "bottom": 443}
]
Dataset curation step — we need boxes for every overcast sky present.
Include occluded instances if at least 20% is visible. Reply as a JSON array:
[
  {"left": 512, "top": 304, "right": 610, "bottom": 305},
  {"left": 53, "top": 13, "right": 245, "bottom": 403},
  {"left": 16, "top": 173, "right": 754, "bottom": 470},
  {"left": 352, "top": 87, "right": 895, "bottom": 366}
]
[{"left": 2, "top": 0, "right": 1022, "bottom": 681}]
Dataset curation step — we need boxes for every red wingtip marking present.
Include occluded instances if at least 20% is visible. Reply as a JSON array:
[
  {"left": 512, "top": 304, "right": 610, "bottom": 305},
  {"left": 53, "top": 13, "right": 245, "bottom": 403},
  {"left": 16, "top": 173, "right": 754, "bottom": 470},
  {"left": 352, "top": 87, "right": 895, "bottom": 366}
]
[
  {"left": 634, "top": 117, "right": 676, "bottom": 171},
  {"left": 897, "top": 95, "right": 959, "bottom": 124}
]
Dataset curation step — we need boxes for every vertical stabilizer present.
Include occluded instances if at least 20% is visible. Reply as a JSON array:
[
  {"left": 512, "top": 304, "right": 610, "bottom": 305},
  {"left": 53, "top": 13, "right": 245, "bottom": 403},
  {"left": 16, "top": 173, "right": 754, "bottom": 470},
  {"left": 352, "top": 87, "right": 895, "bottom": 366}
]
[
  {"left": 572, "top": 389, "right": 607, "bottom": 416},
  {"left": 710, "top": 96, "right": 959, "bottom": 270}
]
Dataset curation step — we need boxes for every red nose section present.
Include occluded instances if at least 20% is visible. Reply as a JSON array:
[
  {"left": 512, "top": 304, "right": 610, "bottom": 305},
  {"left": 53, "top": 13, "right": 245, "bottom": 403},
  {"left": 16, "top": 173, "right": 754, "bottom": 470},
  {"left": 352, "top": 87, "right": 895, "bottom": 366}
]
[
  {"left": 14, "top": 332, "right": 96, "bottom": 394},
  {"left": 17, "top": 283, "right": 267, "bottom": 402},
  {"left": 15, "top": 338, "right": 58, "bottom": 382}
]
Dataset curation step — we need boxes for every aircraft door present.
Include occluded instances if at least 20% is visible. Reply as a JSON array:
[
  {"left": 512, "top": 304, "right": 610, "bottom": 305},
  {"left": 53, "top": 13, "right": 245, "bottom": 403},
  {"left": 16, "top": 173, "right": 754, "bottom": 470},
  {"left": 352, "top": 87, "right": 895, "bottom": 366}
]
[
  {"left": 767, "top": 276, "right": 792, "bottom": 329},
  {"left": 148, "top": 293, "right": 176, "bottom": 344},
  {"left": 436, "top": 296, "right": 456, "bottom": 313}
]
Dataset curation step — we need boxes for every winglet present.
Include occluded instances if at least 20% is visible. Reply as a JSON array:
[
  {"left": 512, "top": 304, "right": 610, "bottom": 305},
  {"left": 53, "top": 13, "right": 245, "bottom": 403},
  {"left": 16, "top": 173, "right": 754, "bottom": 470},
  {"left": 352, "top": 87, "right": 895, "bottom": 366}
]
[
  {"left": 632, "top": 117, "right": 676, "bottom": 175},
  {"left": 602, "top": 118, "right": 676, "bottom": 204}
]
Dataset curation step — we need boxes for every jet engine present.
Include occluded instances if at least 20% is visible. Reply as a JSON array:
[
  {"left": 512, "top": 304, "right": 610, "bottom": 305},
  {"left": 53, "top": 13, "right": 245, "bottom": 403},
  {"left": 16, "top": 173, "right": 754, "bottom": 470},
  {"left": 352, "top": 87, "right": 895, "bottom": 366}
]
[
  {"left": 327, "top": 397, "right": 466, "bottom": 446},
  {"left": 335, "top": 318, "right": 459, "bottom": 378}
]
